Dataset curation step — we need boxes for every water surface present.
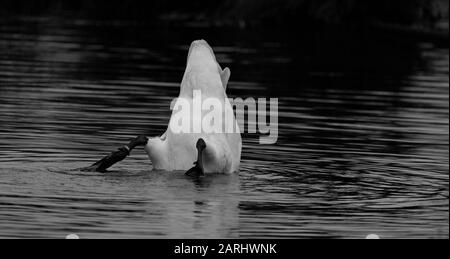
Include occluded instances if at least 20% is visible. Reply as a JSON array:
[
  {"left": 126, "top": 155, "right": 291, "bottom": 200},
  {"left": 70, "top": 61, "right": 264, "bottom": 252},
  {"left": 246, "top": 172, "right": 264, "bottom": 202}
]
[{"left": 0, "top": 16, "right": 448, "bottom": 238}]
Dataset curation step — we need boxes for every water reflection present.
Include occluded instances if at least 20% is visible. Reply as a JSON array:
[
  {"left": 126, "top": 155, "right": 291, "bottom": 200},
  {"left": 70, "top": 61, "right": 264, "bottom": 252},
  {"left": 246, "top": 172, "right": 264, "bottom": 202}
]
[{"left": 0, "top": 16, "right": 448, "bottom": 238}]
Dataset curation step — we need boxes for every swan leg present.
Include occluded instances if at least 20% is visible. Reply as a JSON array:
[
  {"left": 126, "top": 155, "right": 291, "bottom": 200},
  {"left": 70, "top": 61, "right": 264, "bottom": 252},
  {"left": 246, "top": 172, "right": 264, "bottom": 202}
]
[
  {"left": 185, "top": 138, "right": 206, "bottom": 177},
  {"left": 81, "top": 135, "right": 148, "bottom": 172}
]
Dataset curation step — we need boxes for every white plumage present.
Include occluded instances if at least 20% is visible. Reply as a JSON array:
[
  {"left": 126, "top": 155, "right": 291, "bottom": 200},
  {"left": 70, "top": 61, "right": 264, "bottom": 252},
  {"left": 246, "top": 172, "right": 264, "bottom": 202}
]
[{"left": 145, "top": 40, "right": 242, "bottom": 174}]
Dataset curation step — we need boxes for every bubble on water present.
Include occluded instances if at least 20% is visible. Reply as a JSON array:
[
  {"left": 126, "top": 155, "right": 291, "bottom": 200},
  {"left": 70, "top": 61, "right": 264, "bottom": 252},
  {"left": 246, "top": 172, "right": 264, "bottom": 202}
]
[
  {"left": 66, "top": 234, "right": 80, "bottom": 239},
  {"left": 366, "top": 234, "right": 380, "bottom": 239}
]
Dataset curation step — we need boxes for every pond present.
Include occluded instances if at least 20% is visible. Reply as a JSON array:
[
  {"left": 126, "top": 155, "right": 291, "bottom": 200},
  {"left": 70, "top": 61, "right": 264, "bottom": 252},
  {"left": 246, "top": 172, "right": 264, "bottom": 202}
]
[{"left": 0, "top": 16, "right": 448, "bottom": 238}]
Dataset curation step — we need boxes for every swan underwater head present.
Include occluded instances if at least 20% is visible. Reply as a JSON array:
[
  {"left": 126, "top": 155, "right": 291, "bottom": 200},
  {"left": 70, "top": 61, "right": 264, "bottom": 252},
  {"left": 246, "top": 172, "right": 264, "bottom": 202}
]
[{"left": 144, "top": 40, "right": 242, "bottom": 175}]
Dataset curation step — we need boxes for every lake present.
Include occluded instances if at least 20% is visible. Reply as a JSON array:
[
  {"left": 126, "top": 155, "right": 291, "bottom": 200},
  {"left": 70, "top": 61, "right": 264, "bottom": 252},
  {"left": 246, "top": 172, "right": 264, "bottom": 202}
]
[{"left": 0, "top": 15, "right": 448, "bottom": 238}]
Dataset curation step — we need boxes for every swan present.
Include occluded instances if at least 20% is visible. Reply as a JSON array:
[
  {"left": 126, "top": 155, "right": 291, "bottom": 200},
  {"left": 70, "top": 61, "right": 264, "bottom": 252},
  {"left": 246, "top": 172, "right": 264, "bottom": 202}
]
[
  {"left": 84, "top": 40, "right": 242, "bottom": 176},
  {"left": 145, "top": 40, "right": 242, "bottom": 175}
]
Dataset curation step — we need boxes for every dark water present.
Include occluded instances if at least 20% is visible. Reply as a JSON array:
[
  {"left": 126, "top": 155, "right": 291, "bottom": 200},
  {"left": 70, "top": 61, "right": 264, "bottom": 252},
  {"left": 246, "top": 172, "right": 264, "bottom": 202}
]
[{"left": 0, "top": 16, "right": 448, "bottom": 239}]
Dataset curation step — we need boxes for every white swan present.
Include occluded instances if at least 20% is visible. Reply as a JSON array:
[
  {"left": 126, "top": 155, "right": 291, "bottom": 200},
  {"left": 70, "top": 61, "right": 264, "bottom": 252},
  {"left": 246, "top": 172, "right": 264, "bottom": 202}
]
[{"left": 144, "top": 40, "right": 242, "bottom": 175}]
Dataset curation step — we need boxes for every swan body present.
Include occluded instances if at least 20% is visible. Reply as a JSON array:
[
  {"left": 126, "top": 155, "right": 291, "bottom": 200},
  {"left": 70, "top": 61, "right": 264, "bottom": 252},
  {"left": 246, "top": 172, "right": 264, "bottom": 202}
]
[{"left": 145, "top": 40, "right": 242, "bottom": 174}]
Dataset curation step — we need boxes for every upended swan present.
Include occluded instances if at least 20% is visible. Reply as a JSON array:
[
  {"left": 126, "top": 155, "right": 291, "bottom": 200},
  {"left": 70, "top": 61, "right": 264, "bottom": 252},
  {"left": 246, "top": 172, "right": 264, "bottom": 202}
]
[{"left": 84, "top": 40, "right": 242, "bottom": 176}]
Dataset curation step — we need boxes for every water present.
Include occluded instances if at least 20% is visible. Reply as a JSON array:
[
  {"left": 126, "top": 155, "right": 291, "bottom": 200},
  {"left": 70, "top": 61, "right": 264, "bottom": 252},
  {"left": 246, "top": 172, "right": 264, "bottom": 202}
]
[{"left": 0, "top": 16, "right": 448, "bottom": 239}]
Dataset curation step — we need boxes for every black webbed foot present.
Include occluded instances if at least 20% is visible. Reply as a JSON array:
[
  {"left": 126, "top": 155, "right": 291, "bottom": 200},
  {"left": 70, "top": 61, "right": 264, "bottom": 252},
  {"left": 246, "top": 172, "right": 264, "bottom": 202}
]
[
  {"left": 185, "top": 162, "right": 204, "bottom": 177},
  {"left": 185, "top": 138, "right": 206, "bottom": 177},
  {"left": 196, "top": 138, "right": 206, "bottom": 150},
  {"left": 80, "top": 135, "right": 148, "bottom": 172},
  {"left": 81, "top": 146, "right": 129, "bottom": 172}
]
